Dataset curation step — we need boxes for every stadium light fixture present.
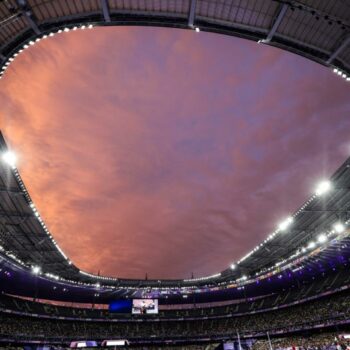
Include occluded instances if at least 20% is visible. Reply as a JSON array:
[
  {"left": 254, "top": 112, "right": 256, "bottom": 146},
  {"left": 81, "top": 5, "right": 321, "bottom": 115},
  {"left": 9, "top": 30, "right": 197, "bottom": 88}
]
[
  {"left": 2, "top": 151, "right": 17, "bottom": 168},
  {"left": 278, "top": 216, "right": 293, "bottom": 231},
  {"left": 31, "top": 266, "right": 41, "bottom": 275},
  {"left": 195, "top": 27, "right": 200, "bottom": 33},
  {"left": 315, "top": 180, "right": 331, "bottom": 196},
  {"left": 317, "top": 233, "right": 327, "bottom": 244},
  {"left": 333, "top": 222, "right": 345, "bottom": 234},
  {"left": 230, "top": 263, "right": 236, "bottom": 270},
  {"left": 307, "top": 241, "right": 316, "bottom": 250}
]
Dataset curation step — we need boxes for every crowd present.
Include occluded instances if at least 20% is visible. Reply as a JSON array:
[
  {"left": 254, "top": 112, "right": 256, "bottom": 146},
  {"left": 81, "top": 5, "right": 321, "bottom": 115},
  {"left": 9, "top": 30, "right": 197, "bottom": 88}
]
[
  {"left": 1, "top": 336, "right": 350, "bottom": 350},
  {"left": 0, "top": 347, "right": 211, "bottom": 350},
  {"left": 1, "top": 286, "right": 350, "bottom": 324},
  {"left": 252, "top": 332, "right": 350, "bottom": 350},
  {"left": 1, "top": 268, "right": 349, "bottom": 321},
  {"left": 0, "top": 290, "right": 349, "bottom": 340}
]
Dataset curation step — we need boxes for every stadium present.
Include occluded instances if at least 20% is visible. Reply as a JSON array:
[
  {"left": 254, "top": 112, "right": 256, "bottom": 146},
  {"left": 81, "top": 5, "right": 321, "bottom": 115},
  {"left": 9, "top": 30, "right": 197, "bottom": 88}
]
[{"left": 0, "top": 0, "right": 350, "bottom": 349}]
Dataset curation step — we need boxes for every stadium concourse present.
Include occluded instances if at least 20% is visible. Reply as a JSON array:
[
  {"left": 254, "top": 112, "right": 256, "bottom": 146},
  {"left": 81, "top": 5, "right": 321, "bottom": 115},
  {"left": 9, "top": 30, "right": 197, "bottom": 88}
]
[{"left": 1, "top": 0, "right": 350, "bottom": 349}]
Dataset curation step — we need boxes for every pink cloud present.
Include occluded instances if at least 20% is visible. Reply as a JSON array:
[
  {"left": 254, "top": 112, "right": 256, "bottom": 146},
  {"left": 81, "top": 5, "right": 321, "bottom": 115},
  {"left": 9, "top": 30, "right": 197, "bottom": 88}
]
[{"left": 0, "top": 27, "right": 349, "bottom": 279}]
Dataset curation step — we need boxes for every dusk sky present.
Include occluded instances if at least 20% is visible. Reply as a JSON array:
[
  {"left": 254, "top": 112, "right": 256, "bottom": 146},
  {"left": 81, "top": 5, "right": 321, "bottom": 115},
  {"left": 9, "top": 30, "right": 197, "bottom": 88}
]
[{"left": 0, "top": 26, "right": 349, "bottom": 279}]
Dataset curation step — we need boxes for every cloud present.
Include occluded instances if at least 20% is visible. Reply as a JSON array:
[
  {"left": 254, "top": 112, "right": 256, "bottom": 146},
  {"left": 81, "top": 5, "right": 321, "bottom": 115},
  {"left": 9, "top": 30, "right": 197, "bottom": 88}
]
[{"left": 0, "top": 26, "right": 349, "bottom": 279}]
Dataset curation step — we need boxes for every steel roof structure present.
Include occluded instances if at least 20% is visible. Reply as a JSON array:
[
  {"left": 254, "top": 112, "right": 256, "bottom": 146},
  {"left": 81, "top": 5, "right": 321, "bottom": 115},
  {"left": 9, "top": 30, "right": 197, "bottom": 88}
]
[
  {"left": 0, "top": 129, "right": 350, "bottom": 294},
  {"left": 0, "top": 0, "right": 349, "bottom": 78}
]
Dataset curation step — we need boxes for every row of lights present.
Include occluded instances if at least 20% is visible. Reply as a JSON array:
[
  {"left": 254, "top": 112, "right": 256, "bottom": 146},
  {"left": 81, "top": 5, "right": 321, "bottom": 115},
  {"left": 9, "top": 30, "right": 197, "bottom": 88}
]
[
  {"left": 1, "top": 149, "right": 342, "bottom": 291},
  {"left": 230, "top": 180, "right": 333, "bottom": 269},
  {"left": 0, "top": 24, "right": 95, "bottom": 80},
  {"left": 79, "top": 270, "right": 118, "bottom": 282},
  {"left": 0, "top": 24, "right": 199, "bottom": 80},
  {"left": 333, "top": 68, "right": 350, "bottom": 82},
  {"left": 0, "top": 152, "right": 30, "bottom": 268},
  {"left": 0, "top": 152, "right": 348, "bottom": 293},
  {"left": 225, "top": 183, "right": 350, "bottom": 286},
  {"left": 188, "top": 182, "right": 334, "bottom": 277},
  {"left": 27, "top": 221, "right": 347, "bottom": 293},
  {"left": 258, "top": 40, "right": 349, "bottom": 84},
  {"left": 82, "top": 219, "right": 347, "bottom": 290},
  {"left": 183, "top": 272, "right": 221, "bottom": 282},
  {"left": 1, "top": 151, "right": 73, "bottom": 271},
  {"left": 237, "top": 220, "right": 348, "bottom": 287}
]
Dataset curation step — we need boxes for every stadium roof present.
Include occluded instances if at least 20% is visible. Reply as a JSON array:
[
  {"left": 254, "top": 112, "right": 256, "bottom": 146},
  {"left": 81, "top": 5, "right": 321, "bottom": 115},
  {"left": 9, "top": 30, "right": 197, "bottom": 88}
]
[
  {"left": 0, "top": 0, "right": 349, "bottom": 79},
  {"left": 0, "top": 129, "right": 350, "bottom": 293}
]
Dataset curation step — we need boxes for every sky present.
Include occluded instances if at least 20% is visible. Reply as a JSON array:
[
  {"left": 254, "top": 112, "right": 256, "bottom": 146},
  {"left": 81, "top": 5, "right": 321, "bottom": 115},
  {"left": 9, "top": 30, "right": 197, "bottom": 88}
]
[{"left": 0, "top": 27, "right": 349, "bottom": 279}]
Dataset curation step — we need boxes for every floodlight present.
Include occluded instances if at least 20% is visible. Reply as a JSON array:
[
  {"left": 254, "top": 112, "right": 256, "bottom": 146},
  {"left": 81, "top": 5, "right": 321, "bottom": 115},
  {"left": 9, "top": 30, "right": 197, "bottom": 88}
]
[
  {"left": 317, "top": 233, "right": 327, "bottom": 243},
  {"left": 315, "top": 180, "right": 331, "bottom": 196},
  {"left": 278, "top": 216, "right": 293, "bottom": 231},
  {"left": 195, "top": 27, "right": 200, "bottom": 33},
  {"left": 307, "top": 241, "right": 316, "bottom": 249},
  {"left": 32, "top": 266, "right": 41, "bottom": 275},
  {"left": 2, "top": 151, "right": 17, "bottom": 168},
  {"left": 230, "top": 263, "right": 236, "bottom": 270},
  {"left": 334, "top": 222, "right": 345, "bottom": 234}
]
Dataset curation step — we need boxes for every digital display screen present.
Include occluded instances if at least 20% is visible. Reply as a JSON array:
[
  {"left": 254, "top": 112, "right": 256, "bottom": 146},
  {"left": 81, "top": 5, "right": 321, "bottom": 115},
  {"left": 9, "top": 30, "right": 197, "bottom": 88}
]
[
  {"left": 70, "top": 341, "right": 97, "bottom": 348},
  {"left": 109, "top": 299, "right": 133, "bottom": 313},
  {"left": 102, "top": 340, "right": 129, "bottom": 346},
  {"left": 223, "top": 342, "right": 235, "bottom": 350},
  {"left": 132, "top": 299, "right": 158, "bottom": 314}
]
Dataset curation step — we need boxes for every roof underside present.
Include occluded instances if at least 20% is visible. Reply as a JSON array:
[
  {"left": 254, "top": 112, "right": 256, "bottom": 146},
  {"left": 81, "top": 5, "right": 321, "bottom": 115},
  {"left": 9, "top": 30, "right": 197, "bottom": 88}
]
[{"left": 0, "top": 0, "right": 349, "bottom": 75}]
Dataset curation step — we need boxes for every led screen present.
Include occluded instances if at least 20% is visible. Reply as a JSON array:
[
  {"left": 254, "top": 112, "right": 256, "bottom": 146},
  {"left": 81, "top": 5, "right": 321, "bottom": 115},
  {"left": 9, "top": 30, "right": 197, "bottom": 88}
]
[
  {"left": 132, "top": 299, "right": 158, "bottom": 314},
  {"left": 101, "top": 340, "right": 129, "bottom": 346},
  {"left": 109, "top": 299, "right": 132, "bottom": 313},
  {"left": 70, "top": 341, "right": 97, "bottom": 348},
  {"left": 223, "top": 343, "right": 235, "bottom": 350}
]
